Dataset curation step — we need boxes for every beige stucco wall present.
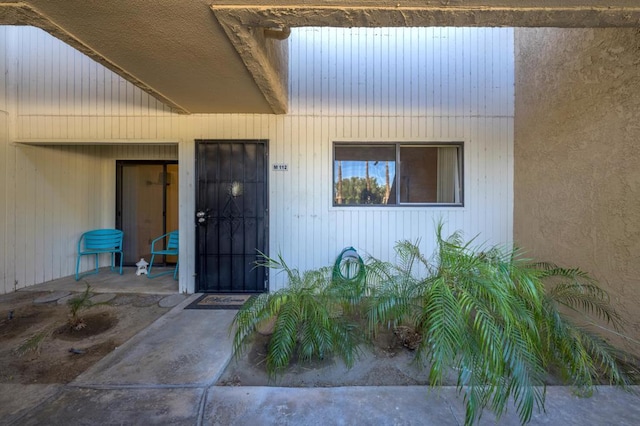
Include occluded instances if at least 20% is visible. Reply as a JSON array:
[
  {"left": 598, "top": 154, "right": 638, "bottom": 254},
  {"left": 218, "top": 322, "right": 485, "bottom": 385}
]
[{"left": 514, "top": 28, "right": 640, "bottom": 348}]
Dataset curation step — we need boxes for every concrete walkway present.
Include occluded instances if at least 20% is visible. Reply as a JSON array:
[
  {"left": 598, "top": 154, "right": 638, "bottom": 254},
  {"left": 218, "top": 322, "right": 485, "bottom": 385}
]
[{"left": 2, "top": 295, "right": 640, "bottom": 425}]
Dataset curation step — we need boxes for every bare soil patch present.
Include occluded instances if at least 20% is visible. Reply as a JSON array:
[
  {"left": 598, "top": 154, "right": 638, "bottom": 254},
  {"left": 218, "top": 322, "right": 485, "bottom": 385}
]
[
  {"left": 219, "top": 322, "right": 637, "bottom": 388},
  {"left": 0, "top": 291, "right": 170, "bottom": 384},
  {"left": 54, "top": 312, "right": 119, "bottom": 340},
  {"left": 218, "top": 325, "right": 456, "bottom": 387}
]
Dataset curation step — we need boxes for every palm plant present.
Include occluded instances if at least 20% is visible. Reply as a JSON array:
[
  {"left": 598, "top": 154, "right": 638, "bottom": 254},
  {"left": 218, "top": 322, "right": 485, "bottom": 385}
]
[
  {"left": 231, "top": 253, "right": 364, "bottom": 377},
  {"left": 16, "top": 283, "right": 105, "bottom": 355},
  {"left": 67, "top": 283, "right": 103, "bottom": 330},
  {"left": 230, "top": 226, "right": 634, "bottom": 424},
  {"left": 365, "top": 223, "right": 633, "bottom": 425},
  {"left": 533, "top": 263, "right": 637, "bottom": 390}
]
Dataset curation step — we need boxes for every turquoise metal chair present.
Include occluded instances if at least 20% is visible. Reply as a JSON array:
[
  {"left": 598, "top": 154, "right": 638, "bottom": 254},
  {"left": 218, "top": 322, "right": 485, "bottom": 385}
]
[
  {"left": 148, "top": 230, "right": 179, "bottom": 279},
  {"left": 75, "top": 229, "right": 124, "bottom": 281}
]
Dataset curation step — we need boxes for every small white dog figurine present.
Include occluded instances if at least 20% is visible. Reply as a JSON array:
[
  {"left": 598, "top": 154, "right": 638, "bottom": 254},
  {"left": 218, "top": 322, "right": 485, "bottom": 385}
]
[{"left": 136, "top": 258, "right": 149, "bottom": 276}]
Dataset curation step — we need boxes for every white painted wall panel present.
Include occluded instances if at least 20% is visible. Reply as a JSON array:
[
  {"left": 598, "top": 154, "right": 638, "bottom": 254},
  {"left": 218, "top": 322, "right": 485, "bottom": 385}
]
[
  {"left": 1, "top": 27, "right": 7, "bottom": 293},
  {"left": 284, "top": 27, "right": 513, "bottom": 289},
  {"left": 2, "top": 143, "right": 178, "bottom": 293},
  {"left": 1, "top": 26, "right": 17, "bottom": 294},
  {"left": 0, "top": 112, "right": 8, "bottom": 293},
  {"left": 0, "top": 26, "right": 514, "bottom": 293},
  {"left": 289, "top": 27, "right": 514, "bottom": 118},
  {"left": 14, "top": 26, "right": 171, "bottom": 137}
]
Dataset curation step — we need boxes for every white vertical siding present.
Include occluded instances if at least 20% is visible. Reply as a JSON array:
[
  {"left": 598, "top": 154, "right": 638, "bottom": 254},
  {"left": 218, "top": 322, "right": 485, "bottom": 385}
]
[
  {"left": 283, "top": 27, "right": 514, "bottom": 290},
  {"left": 289, "top": 27, "right": 513, "bottom": 118},
  {"left": 0, "top": 26, "right": 6, "bottom": 292},
  {"left": 1, "top": 26, "right": 16, "bottom": 294},
  {"left": 0, "top": 113, "right": 9, "bottom": 293},
  {"left": 0, "top": 25, "right": 514, "bottom": 293},
  {"left": 0, "top": 27, "right": 179, "bottom": 293},
  {"left": 2, "top": 143, "right": 178, "bottom": 293}
]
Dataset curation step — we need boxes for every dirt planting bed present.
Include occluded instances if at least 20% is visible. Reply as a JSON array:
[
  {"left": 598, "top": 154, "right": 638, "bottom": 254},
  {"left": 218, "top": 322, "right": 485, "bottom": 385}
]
[{"left": 0, "top": 291, "right": 169, "bottom": 384}]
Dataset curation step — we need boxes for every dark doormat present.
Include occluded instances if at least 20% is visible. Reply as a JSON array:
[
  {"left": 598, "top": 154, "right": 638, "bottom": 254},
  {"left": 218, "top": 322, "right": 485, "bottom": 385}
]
[{"left": 184, "top": 294, "right": 254, "bottom": 310}]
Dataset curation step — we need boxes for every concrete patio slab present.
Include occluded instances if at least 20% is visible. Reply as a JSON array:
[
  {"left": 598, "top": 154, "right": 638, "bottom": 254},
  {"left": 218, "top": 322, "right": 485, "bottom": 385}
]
[
  {"left": 72, "top": 295, "right": 236, "bottom": 387},
  {"left": 56, "top": 294, "right": 76, "bottom": 305},
  {"left": 159, "top": 293, "right": 188, "bottom": 308},
  {"left": 32, "top": 291, "right": 70, "bottom": 304},
  {"left": 0, "top": 384, "right": 61, "bottom": 424},
  {"left": 204, "top": 386, "right": 462, "bottom": 425},
  {"left": 14, "top": 386, "right": 204, "bottom": 425},
  {"left": 89, "top": 293, "right": 117, "bottom": 304},
  {"left": 19, "top": 267, "right": 178, "bottom": 295},
  {"left": 203, "top": 385, "right": 640, "bottom": 426},
  {"left": 528, "top": 386, "right": 640, "bottom": 425}
]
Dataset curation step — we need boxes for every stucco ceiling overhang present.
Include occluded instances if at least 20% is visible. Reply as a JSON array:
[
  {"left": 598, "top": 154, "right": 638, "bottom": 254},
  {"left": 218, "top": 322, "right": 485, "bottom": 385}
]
[{"left": 1, "top": 1, "right": 639, "bottom": 115}]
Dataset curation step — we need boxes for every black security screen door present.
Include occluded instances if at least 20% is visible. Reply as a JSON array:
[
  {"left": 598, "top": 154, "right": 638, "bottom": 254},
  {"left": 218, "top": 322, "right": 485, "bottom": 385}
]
[{"left": 196, "top": 140, "right": 268, "bottom": 293}]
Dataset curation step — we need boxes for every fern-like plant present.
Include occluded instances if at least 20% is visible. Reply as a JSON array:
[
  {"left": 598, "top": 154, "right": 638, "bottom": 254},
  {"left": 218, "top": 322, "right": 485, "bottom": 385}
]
[
  {"left": 67, "top": 283, "right": 102, "bottom": 330},
  {"left": 365, "top": 223, "right": 633, "bottom": 425},
  {"left": 533, "top": 262, "right": 637, "bottom": 391},
  {"left": 15, "top": 284, "right": 103, "bottom": 355},
  {"left": 231, "top": 253, "right": 364, "bottom": 377},
  {"left": 230, "top": 226, "right": 635, "bottom": 424},
  {"left": 15, "top": 326, "right": 54, "bottom": 356}
]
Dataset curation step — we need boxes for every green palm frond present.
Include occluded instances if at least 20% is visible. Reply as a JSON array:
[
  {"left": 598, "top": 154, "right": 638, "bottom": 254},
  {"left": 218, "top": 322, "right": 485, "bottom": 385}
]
[
  {"left": 15, "top": 326, "right": 54, "bottom": 356},
  {"left": 539, "top": 293, "right": 632, "bottom": 389},
  {"left": 546, "top": 282, "right": 622, "bottom": 330},
  {"left": 419, "top": 276, "right": 465, "bottom": 385},
  {"left": 394, "top": 239, "right": 432, "bottom": 277},
  {"left": 267, "top": 300, "right": 299, "bottom": 374},
  {"left": 232, "top": 252, "right": 363, "bottom": 377},
  {"left": 531, "top": 261, "right": 592, "bottom": 280},
  {"left": 366, "top": 275, "right": 424, "bottom": 334},
  {"left": 529, "top": 260, "right": 634, "bottom": 389},
  {"left": 231, "top": 292, "right": 272, "bottom": 357},
  {"left": 576, "top": 327, "right": 627, "bottom": 385}
]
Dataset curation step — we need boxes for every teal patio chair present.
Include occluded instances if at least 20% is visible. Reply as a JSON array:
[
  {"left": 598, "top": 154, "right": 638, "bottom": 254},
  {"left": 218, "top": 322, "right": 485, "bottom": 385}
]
[
  {"left": 75, "top": 229, "right": 124, "bottom": 281},
  {"left": 148, "top": 230, "right": 179, "bottom": 279}
]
